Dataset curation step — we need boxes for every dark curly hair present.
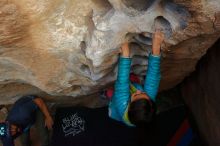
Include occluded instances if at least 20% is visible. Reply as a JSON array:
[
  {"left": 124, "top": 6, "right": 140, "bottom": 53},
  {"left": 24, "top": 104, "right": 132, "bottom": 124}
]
[{"left": 128, "top": 98, "right": 156, "bottom": 126}]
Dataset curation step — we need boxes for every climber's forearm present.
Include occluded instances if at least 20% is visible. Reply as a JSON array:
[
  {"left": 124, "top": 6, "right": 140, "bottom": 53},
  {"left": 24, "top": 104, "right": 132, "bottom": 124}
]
[
  {"left": 117, "top": 42, "right": 131, "bottom": 83},
  {"left": 152, "top": 30, "right": 164, "bottom": 56},
  {"left": 121, "top": 43, "right": 130, "bottom": 57},
  {"left": 33, "top": 98, "right": 51, "bottom": 118}
]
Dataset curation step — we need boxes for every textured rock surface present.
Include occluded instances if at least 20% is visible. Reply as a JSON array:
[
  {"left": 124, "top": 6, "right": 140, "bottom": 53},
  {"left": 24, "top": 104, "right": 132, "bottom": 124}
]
[
  {"left": 181, "top": 39, "right": 220, "bottom": 146},
  {"left": 0, "top": 0, "right": 220, "bottom": 103}
]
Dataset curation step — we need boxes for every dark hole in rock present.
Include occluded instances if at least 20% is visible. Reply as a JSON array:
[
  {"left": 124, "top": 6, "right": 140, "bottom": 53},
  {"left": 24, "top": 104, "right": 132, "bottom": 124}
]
[
  {"left": 129, "top": 42, "right": 142, "bottom": 49},
  {"left": 132, "top": 55, "right": 148, "bottom": 66},
  {"left": 80, "top": 64, "right": 91, "bottom": 76},
  {"left": 80, "top": 41, "right": 86, "bottom": 54},
  {"left": 129, "top": 42, "right": 148, "bottom": 52},
  {"left": 91, "top": 0, "right": 112, "bottom": 13},
  {"left": 134, "top": 33, "right": 152, "bottom": 45},
  {"left": 131, "top": 64, "right": 147, "bottom": 76},
  {"left": 160, "top": 0, "right": 190, "bottom": 29},
  {"left": 154, "top": 16, "right": 172, "bottom": 38},
  {"left": 122, "top": 0, "right": 155, "bottom": 11},
  {"left": 126, "top": 33, "right": 152, "bottom": 46},
  {"left": 123, "top": 36, "right": 151, "bottom": 56}
]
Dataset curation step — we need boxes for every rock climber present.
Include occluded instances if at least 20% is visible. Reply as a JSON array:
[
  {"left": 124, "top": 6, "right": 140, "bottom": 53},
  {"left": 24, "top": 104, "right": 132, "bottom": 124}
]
[{"left": 108, "top": 30, "right": 164, "bottom": 127}]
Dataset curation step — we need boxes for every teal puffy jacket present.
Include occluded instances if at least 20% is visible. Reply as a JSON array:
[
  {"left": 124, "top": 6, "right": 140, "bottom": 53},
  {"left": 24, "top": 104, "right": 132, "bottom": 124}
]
[{"left": 108, "top": 54, "right": 161, "bottom": 126}]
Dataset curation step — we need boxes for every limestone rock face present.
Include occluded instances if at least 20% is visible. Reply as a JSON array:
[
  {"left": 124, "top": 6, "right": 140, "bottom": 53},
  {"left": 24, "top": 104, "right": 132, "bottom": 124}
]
[{"left": 0, "top": 0, "right": 220, "bottom": 103}]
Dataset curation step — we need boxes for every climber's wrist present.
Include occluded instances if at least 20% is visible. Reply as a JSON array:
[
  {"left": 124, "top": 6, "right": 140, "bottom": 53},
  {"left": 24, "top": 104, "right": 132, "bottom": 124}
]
[
  {"left": 121, "top": 43, "right": 130, "bottom": 57},
  {"left": 152, "top": 46, "right": 161, "bottom": 55}
]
